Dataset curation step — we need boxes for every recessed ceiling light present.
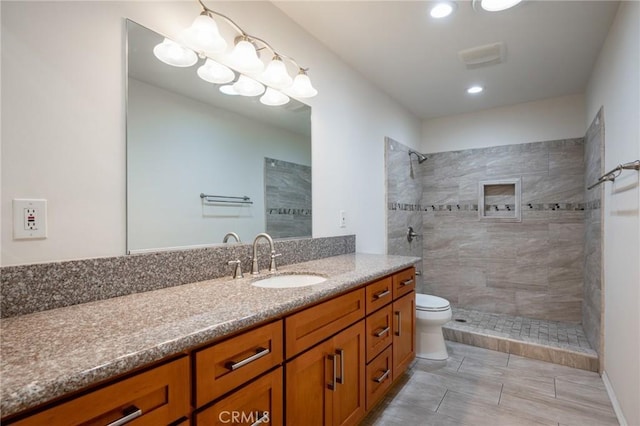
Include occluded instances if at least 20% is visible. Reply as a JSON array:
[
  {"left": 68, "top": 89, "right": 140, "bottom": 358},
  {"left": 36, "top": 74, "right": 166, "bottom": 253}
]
[
  {"left": 475, "top": 0, "right": 523, "bottom": 12},
  {"left": 430, "top": 1, "right": 456, "bottom": 19},
  {"left": 467, "top": 85, "right": 484, "bottom": 94}
]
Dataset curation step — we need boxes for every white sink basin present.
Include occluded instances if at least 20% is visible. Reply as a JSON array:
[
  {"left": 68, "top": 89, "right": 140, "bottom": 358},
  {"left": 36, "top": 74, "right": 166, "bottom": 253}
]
[{"left": 252, "top": 274, "right": 327, "bottom": 288}]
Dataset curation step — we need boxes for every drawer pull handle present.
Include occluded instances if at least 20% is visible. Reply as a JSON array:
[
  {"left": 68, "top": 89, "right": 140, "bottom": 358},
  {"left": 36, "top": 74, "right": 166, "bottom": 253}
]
[
  {"left": 336, "top": 349, "right": 345, "bottom": 385},
  {"left": 374, "top": 289, "right": 390, "bottom": 299},
  {"left": 373, "top": 369, "right": 391, "bottom": 384},
  {"left": 251, "top": 413, "right": 270, "bottom": 426},
  {"left": 328, "top": 354, "right": 337, "bottom": 391},
  {"left": 400, "top": 278, "right": 414, "bottom": 287},
  {"left": 395, "top": 311, "right": 401, "bottom": 336},
  {"left": 107, "top": 406, "right": 142, "bottom": 426},
  {"left": 374, "top": 326, "right": 390, "bottom": 338},
  {"left": 226, "top": 347, "right": 270, "bottom": 371}
]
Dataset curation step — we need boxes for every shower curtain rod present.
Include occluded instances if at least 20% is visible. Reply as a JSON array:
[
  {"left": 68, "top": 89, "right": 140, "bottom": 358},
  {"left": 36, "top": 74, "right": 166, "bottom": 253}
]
[{"left": 587, "top": 160, "right": 640, "bottom": 190}]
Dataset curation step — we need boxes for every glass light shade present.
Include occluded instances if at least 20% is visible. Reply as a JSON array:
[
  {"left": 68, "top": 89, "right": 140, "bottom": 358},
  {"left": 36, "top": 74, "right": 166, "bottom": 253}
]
[
  {"left": 289, "top": 72, "right": 318, "bottom": 98},
  {"left": 197, "top": 59, "right": 235, "bottom": 84},
  {"left": 430, "top": 2, "right": 455, "bottom": 18},
  {"left": 153, "top": 38, "right": 198, "bottom": 67},
  {"left": 480, "top": 0, "right": 522, "bottom": 11},
  {"left": 180, "top": 15, "right": 227, "bottom": 54},
  {"left": 260, "top": 88, "right": 290, "bottom": 106},
  {"left": 232, "top": 75, "right": 265, "bottom": 96},
  {"left": 228, "top": 40, "right": 264, "bottom": 74},
  {"left": 220, "top": 85, "right": 239, "bottom": 95},
  {"left": 262, "top": 57, "right": 293, "bottom": 89}
]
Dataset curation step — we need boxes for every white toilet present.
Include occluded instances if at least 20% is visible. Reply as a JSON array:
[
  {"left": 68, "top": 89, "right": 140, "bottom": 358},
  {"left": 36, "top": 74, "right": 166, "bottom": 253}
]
[{"left": 416, "top": 293, "right": 452, "bottom": 360}]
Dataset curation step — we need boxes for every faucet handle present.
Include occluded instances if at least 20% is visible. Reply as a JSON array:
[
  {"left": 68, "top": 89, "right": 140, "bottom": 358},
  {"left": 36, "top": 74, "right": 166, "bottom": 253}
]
[
  {"left": 269, "top": 253, "right": 282, "bottom": 272},
  {"left": 227, "top": 260, "right": 243, "bottom": 279}
]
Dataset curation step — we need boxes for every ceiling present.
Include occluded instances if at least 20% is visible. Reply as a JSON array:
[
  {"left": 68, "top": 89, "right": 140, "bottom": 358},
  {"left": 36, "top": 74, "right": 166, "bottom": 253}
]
[{"left": 274, "top": 1, "right": 619, "bottom": 119}]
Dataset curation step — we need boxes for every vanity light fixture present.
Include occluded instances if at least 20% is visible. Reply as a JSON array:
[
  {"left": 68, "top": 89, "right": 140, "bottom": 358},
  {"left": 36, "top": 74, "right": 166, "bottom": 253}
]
[
  {"left": 467, "top": 85, "right": 484, "bottom": 94},
  {"left": 152, "top": 0, "right": 317, "bottom": 106},
  {"left": 473, "top": 0, "right": 523, "bottom": 12},
  {"left": 430, "top": 1, "right": 457, "bottom": 19}
]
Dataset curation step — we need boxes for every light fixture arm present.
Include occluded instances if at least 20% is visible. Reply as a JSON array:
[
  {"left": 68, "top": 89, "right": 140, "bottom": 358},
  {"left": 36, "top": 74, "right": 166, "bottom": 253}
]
[{"left": 197, "top": 0, "right": 306, "bottom": 73}]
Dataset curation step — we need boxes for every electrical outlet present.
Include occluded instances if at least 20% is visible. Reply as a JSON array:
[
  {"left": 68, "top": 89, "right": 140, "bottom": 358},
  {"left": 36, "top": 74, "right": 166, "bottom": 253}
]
[
  {"left": 13, "top": 199, "right": 47, "bottom": 240},
  {"left": 339, "top": 210, "right": 346, "bottom": 228}
]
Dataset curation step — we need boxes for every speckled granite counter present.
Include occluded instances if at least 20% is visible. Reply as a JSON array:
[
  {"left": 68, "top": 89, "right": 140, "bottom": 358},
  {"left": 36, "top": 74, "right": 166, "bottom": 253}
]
[{"left": 0, "top": 253, "right": 419, "bottom": 417}]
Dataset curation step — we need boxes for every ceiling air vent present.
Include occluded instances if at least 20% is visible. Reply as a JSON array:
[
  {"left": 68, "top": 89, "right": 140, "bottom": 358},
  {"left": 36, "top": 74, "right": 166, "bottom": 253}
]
[{"left": 458, "top": 42, "right": 506, "bottom": 69}]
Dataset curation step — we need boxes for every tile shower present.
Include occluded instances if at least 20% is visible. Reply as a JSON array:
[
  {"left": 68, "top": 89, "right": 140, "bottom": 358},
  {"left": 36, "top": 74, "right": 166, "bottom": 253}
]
[{"left": 385, "top": 113, "right": 604, "bottom": 370}]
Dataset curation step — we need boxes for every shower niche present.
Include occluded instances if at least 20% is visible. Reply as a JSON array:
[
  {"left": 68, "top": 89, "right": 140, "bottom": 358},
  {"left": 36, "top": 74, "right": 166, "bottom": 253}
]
[{"left": 478, "top": 178, "right": 521, "bottom": 222}]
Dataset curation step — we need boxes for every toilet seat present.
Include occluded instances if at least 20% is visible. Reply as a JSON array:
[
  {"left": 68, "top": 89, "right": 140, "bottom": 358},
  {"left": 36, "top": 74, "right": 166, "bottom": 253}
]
[{"left": 416, "top": 294, "right": 451, "bottom": 312}]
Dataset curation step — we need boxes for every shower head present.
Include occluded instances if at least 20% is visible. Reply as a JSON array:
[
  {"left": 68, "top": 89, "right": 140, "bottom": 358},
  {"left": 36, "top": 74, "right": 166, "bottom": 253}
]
[{"left": 408, "top": 150, "right": 428, "bottom": 164}]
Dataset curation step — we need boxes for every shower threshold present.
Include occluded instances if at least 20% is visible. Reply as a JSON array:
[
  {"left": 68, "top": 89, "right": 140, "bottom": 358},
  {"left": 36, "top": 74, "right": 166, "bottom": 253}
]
[{"left": 443, "top": 307, "right": 598, "bottom": 372}]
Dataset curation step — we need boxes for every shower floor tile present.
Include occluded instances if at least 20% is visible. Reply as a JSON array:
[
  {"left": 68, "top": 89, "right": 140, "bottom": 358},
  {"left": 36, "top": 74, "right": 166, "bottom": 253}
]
[{"left": 443, "top": 307, "right": 598, "bottom": 371}]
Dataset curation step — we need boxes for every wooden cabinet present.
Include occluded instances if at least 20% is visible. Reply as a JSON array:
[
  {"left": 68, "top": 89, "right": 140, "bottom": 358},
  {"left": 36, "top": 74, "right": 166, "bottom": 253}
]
[
  {"left": 8, "top": 357, "right": 190, "bottom": 426},
  {"left": 365, "top": 346, "right": 393, "bottom": 411},
  {"left": 392, "top": 267, "right": 415, "bottom": 300},
  {"left": 365, "top": 304, "right": 393, "bottom": 363},
  {"left": 285, "top": 321, "right": 365, "bottom": 426},
  {"left": 285, "top": 289, "right": 365, "bottom": 358},
  {"left": 365, "top": 276, "right": 393, "bottom": 314},
  {"left": 196, "top": 367, "right": 282, "bottom": 426},
  {"left": 392, "top": 291, "right": 416, "bottom": 380},
  {"left": 195, "top": 320, "right": 283, "bottom": 407}
]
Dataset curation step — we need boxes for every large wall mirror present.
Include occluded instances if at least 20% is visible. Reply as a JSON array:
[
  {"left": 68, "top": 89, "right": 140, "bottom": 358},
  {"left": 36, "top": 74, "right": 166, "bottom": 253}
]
[{"left": 126, "top": 20, "right": 312, "bottom": 253}]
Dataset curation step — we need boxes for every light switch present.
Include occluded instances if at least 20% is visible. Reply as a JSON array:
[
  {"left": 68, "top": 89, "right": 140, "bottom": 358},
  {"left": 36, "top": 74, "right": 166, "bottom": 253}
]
[{"left": 13, "top": 199, "right": 47, "bottom": 239}]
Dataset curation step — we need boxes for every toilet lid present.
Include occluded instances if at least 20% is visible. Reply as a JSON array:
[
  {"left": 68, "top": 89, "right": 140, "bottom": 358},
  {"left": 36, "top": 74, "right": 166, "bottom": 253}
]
[{"left": 416, "top": 294, "right": 450, "bottom": 311}]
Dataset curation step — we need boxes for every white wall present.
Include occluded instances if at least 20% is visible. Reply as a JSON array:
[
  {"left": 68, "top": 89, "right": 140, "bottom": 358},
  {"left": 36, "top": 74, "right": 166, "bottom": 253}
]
[
  {"left": 421, "top": 93, "right": 585, "bottom": 153},
  {"left": 585, "top": 2, "right": 640, "bottom": 425},
  {"left": 1, "top": 1, "right": 421, "bottom": 266},
  {"left": 128, "top": 78, "right": 310, "bottom": 251}
]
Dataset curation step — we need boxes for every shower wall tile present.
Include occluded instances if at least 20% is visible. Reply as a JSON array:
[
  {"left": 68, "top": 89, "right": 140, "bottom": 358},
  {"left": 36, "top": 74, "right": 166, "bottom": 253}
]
[
  {"left": 422, "top": 138, "right": 586, "bottom": 323},
  {"left": 582, "top": 109, "right": 604, "bottom": 355}
]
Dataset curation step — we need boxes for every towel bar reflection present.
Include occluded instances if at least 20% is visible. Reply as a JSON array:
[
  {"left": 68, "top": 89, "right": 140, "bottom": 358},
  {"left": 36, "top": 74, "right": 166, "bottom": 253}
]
[
  {"left": 587, "top": 160, "right": 640, "bottom": 190},
  {"left": 200, "top": 193, "right": 253, "bottom": 205}
]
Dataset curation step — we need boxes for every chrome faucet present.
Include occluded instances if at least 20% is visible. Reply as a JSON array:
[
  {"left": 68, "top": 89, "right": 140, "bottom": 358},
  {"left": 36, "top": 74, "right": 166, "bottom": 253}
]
[
  {"left": 251, "top": 233, "right": 281, "bottom": 274},
  {"left": 223, "top": 232, "right": 241, "bottom": 243}
]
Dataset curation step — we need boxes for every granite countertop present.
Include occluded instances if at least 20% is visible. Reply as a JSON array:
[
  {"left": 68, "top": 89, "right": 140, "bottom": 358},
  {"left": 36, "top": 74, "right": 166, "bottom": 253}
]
[{"left": 0, "top": 253, "right": 419, "bottom": 417}]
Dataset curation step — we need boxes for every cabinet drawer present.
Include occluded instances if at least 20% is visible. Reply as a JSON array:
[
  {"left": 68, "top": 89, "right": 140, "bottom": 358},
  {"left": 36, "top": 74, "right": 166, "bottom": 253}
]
[
  {"left": 365, "top": 276, "right": 393, "bottom": 314},
  {"left": 195, "top": 321, "right": 283, "bottom": 407},
  {"left": 10, "top": 357, "right": 190, "bottom": 426},
  {"left": 285, "top": 289, "right": 365, "bottom": 358},
  {"left": 366, "top": 346, "right": 393, "bottom": 411},
  {"left": 365, "top": 304, "right": 393, "bottom": 363},
  {"left": 196, "top": 367, "right": 282, "bottom": 426},
  {"left": 392, "top": 268, "right": 415, "bottom": 300}
]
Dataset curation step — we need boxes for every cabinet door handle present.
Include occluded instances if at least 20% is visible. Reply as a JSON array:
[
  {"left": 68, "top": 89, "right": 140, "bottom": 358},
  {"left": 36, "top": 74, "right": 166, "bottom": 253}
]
[
  {"left": 374, "top": 326, "right": 390, "bottom": 338},
  {"left": 373, "top": 369, "right": 391, "bottom": 384},
  {"left": 328, "top": 354, "right": 337, "bottom": 391},
  {"left": 107, "top": 406, "right": 142, "bottom": 426},
  {"left": 336, "top": 349, "right": 345, "bottom": 384},
  {"left": 395, "top": 311, "right": 401, "bottom": 336},
  {"left": 400, "top": 278, "right": 414, "bottom": 287},
  {"left": 374, "top": 289, "right": 390, "bottom": 299},
  {"left": 251, "top": 412, "right": 269, "bottom": 426},
  {"left": 225, "top": 347, "right": 270, "bottom": 371}
]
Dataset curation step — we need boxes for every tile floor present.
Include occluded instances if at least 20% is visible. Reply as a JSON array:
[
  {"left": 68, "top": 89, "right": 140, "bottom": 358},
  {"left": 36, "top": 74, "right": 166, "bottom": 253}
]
[{"left": 361, "top": 341, "right": 618, "bottom": 426}]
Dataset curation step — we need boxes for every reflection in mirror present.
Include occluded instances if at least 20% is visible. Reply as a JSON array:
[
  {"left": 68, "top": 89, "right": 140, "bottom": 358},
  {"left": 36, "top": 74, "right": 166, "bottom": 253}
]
[{"left": 126, "top": 20, "right": 312, "bottom": 253}]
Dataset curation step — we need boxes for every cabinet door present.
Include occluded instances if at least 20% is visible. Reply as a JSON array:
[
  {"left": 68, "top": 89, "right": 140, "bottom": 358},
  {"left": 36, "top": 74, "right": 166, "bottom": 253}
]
[
  {"left": 332, "top": 321, "right": 366, "bottom": 426},
  {"left": 285, "top": 339, "right": 334, "bottom": 426},
  {"left": 392, "top": 292, "right": 415, "bottom": 380},
  {"left": 196, "top": 367, "right": 282, "bottom": 425}
]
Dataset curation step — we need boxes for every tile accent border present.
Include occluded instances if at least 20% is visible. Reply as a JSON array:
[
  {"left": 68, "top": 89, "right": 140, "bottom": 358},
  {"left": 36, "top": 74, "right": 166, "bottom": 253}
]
[
  {"left": 389, "top": 201, "right": 600, "bottom": 212},
  {"left": 0, "top": 235, "right": 356, "bottom": 318}
]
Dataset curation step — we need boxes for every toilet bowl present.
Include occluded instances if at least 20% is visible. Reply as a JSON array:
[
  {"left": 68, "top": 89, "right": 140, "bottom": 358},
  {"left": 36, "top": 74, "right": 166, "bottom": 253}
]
[{"left": 416, "top": 293, "right": 452, "bottom": 360}]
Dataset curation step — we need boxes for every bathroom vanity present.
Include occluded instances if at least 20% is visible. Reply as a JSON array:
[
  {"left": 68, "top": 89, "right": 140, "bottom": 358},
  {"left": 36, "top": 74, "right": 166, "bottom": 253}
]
[{"left": 0, "top": 254, "right": 417, "bottom": 425}]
